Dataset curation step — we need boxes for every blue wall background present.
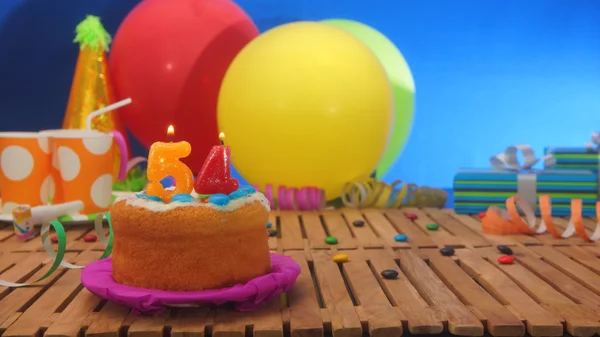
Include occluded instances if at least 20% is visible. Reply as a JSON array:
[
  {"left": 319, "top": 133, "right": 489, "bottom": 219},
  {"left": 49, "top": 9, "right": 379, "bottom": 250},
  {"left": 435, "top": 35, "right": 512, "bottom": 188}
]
[{"left": 1, "top": 0, "right": 600, "bottom": 189}]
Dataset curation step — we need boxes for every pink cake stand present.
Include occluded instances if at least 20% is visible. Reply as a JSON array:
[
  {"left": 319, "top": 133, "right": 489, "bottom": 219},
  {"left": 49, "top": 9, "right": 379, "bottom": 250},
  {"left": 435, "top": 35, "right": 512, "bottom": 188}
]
[{"left": 81, "top": 253, "right": 300, "bottom": 314}]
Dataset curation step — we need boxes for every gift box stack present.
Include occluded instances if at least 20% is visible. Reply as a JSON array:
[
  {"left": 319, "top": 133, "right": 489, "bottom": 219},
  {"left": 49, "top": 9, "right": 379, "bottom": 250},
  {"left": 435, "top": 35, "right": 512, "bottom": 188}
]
[{"left": 453, "top": 145, "right": 598, "bottom": 216}]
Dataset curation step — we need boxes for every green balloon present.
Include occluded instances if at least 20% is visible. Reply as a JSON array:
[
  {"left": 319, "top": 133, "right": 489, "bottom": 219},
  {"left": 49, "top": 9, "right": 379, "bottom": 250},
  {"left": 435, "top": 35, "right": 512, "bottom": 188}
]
[{"left": 322, "top": 19, "right": 415, "bottom": 179}]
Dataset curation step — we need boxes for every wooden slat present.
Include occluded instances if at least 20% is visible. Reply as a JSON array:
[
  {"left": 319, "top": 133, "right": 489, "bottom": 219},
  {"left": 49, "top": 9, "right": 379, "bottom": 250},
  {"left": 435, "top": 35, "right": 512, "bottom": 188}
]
[
  {"left": 395, "top": 250, "right": 483, "bottom": 336},
  {"left": 169, "top": 308, "right": 213, "bottom": 337},
  {"left": 455, "top": 249, "right": 563, "bottom": 336},
  {"left": 246, "top": 298, "right": 284, "bottom": 337},
  {"left": 311, "top": 250, "right": 362, "bottom": 337},
  {"left": 320, "top": 211, "right": 356, "bottom": 250},
  {"left": 366, "top": 250, "right": 443, "bottom": 334},
  {"left": 362, "top": 209, "right": 410, "bottom": 249},
  {"left": 86, "top": 301, "right": 131, "bottom": 337},
  {"left": 301, "top": 212, "right": 329, "bottom": 249},
  {"left": 2, "top": 251, "right": 102, "bottom": 337},
  {"left": 341, "top": 250, "right": 403, "bottom": 337},
  {"left": 422, "top": 208, "right": 491, "bottom": 247},
  {"left": 213, "top": 310, "right": 246, "bottom": 337},
  {"left": 401, "top": 208, "right": 464, "bottom": 247},
  {"left": 285, "top": 251, "right": 324, "bottom": 337},
  {"left": 420, "top": 249, "right": 524, "bottom": 336},
  {"left": 384, "top": 209, "right": 437, "bottom": 248},
  {"left": 280, "top": 212, "right": 304, "bottom": 251},
  {"left": 128, "top": 311, "right": 168, "bottom": 337},
  {"left": 554, "top": 246, "right": 600, "bottom": 274},
  {"left": 340, "top": 209, "right": 382, "bottom": 249}
]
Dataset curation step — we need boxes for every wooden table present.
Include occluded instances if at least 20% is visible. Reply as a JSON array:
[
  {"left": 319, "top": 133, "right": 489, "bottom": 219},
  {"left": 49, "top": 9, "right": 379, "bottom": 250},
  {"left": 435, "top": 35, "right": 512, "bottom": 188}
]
[{"left": 1, "top": 207, "right": 600, "bottom": 337}]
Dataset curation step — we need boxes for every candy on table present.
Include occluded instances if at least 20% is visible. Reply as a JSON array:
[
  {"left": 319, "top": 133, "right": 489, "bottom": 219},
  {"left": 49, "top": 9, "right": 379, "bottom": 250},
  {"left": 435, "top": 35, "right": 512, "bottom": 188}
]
[
  {"left": 268, "top": 229, "right": 278, "bottom": 237},
  {"left": 380, "top": 269, "right": 399, "bottom": 279},
  {"left": 266, "top": 221, "right": 272, "bottom": 228},
  {"left": 394, "top": 234, "right": 408, "bottom": 242},
  {"left": 352, "top": 220, "right": 365, "bottom": 227},
  {"left": 497, "top": 245, "right": 513, "bottom": 255},
  {"left": 478, "top": 212, "right": 487, "bottom": 218},
  {"left": 50, "top": 235, "right": 58, "bottom": 244},
  {"left": 426, "top": 223, "right": 439, "bottom": 230},
  {"left": 325, "top": 236, "right": 338, "bottom": 245},
  {"left": 333, "top": 253, "right": 349, "bottom": 263},
  {"left": 405, "top": 213, "right": 418, "bottom": 220},
  {"left": 83, "top": 234, "right": 98, "bottom": 242},
  {"left": 440, "top": 247, "right": 455, "bottom": 256},
  {"left": 497, "top": 255, "right": 515, "bottom": 264}
]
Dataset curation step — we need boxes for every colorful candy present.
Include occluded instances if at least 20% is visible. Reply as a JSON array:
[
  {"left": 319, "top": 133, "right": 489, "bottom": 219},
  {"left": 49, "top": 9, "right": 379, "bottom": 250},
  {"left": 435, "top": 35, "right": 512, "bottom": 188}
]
[
  {"left": 380, "top": 269, "right": 399, "bottom": 279},
  {"left": 352, "top": 220, "right": 365, "bottom": 227},
  {"left": 172, "top": 193, "right": 194, "bottom": 203},
  {"left": 333, "top": 253, "right": 349, "bottom": 263},
  {"left": 325, "top": 236, "right": 339, "bottom": 245},
  {"left": 426, "top": 223, "right": 439, "bottom": 231},
  {"left": 497, "top": 255, "right": 515, "bottom": 264},
  {"left": 208, "top": 194, "right": 230, "bottom": 206},
  {"left": 83, "top": 234, "right": 98, "bottom": 242},
  {"left": 394, "top": 234, "right": 408, "bottom": 242},
  {"left": 497, "top": 245, "right": 513, "bottom": 255},
  {"left": 440, "top": 247, "right": 455, "bottom": 256},
  {"left": 405, "top": 213, "right": 418, "bottom": 220}
]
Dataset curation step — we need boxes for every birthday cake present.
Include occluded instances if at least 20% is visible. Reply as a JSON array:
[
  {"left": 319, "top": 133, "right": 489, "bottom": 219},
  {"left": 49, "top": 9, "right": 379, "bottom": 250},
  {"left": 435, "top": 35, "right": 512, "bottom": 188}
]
[{"left": 110, "top": 134, "right": 272, "bottom": 291}]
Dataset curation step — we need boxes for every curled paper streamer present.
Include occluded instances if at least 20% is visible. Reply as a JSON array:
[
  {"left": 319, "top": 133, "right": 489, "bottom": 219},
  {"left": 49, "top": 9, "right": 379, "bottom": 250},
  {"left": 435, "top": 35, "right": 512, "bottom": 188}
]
[
  {"left": 482, "top": 195, "right": 600, "bottom": 241},
  {"left": 253, "top": 184, "right": 325, "bottom": 210},
  {"left": 341, "top": 179, "right": 448, "bottom": 209},
  {"left": 0, "top": 213, "right": 114, "bottom": 287}
]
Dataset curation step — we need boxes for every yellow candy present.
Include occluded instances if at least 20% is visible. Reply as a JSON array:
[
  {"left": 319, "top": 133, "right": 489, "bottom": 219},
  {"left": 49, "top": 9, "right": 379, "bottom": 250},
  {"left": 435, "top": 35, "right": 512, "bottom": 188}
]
[{"left": 333, "top": 254, "right": 349, "bottom": 263}]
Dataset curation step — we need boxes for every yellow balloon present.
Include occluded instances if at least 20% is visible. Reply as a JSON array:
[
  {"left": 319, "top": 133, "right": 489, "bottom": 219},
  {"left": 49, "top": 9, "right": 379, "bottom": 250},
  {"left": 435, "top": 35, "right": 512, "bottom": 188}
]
[{"left": 218, "top": 22, "right": 393, "bottom": 200}]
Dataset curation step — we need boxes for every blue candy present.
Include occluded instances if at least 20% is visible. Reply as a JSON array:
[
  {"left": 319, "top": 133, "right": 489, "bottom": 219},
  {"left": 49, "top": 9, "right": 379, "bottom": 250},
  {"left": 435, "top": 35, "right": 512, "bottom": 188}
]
[
  {"left": 239, "top": 186, "right": 256, "bottom": 194},
  {"left": 394, "top": 234, "right": 408, "bottom": 242},
  {"left": 209, "top": 194, "right": 231, "bottom": 206},
  {"left": 266, "top": 222, "right": 273, "bottom": 228},
  {"left": 172, "top": 194, "right": 194, "bottom": 203},
  {"left": 145, "top": 195, "right": 164, "bottom": 203},
  {"left": 229, "top": 189, "right": 249, "bottom": 200}
]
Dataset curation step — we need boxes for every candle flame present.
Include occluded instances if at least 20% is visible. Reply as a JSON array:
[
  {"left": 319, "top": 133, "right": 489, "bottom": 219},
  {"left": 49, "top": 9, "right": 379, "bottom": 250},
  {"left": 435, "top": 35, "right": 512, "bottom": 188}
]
[
  {"left": 218, "top": 132, "right": 225, "bottom": 140},
  {"left": 167, "top": 125, "right": 174, "bottom": 136}
]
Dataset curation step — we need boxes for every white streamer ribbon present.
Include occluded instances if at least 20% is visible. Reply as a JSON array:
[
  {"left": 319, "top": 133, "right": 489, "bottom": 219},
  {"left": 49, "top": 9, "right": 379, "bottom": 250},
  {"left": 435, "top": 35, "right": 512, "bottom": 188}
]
[
  {"left": 490, "top": 144, "right": 556, "bottom": 170},
  {"left": 585, "top": 132, "right": 600, "bottom": 151}
]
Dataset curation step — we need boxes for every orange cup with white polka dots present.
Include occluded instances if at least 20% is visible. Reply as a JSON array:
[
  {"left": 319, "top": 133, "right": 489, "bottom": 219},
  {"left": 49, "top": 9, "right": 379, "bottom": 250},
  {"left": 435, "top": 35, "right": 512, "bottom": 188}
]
[
  {"left": 0, "top": 132, "right": 52, "bottom": 214},
  {"left": 43, "top": 130, "right": 128, "bottom": 215}
]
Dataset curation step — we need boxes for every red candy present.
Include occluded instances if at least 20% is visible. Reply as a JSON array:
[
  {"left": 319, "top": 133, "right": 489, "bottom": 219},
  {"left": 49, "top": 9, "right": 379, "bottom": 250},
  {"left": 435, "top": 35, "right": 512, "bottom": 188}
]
[
  {"left": 497, "top": 255, "right": 515, "bottom": 264},
  {"left": 194, "top": 145, "right": 239, "bottom": 195},
  {"left": 50, "top": 235, "right": 58, "bottom": 244},
  {"left": 478, "top": 212, "right": 487, "bottom": 218},
  {"left": 405, "top": 213, "right": 418, "bottom": 220},
  {"left": 83, "top": 234, "right": 98, "bottom": 242}
]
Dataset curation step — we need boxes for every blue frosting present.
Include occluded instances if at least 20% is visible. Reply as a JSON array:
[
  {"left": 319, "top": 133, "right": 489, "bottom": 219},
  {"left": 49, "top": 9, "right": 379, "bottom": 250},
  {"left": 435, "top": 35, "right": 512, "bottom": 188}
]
[
  {"left": 229, "top": 189, "right": 249, "bottom": 200},
  {"left": 136, "top": 193, "right": 147, "bottom": 199},
  {"left": 145, "top": 195, "right": 164, "bottom": 203},
  {"left": 172, "top": 194, "right": 194, "bottom": 203},
  {"left": 239, "top": 186, "right": 256, "bottom": 194},
  {"left": 209, "top": 193, "right": 230, "bottom": 206}
]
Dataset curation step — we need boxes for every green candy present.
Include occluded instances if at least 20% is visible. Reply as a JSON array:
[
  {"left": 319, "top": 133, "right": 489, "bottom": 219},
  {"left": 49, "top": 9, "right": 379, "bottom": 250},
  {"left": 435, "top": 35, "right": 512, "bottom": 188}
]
[
  {"left": 325, "top": 236, "right": 339, "bottom": 245},
  {"left": 426, "top": 223, "right": 439, "bottom": 231}
]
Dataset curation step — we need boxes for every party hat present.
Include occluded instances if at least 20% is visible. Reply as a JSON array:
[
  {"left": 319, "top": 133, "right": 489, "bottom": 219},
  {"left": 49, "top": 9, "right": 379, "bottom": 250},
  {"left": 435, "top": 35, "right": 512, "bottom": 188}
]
[{"left": 62, "top": 15, "right": 131, "bottom": 177}]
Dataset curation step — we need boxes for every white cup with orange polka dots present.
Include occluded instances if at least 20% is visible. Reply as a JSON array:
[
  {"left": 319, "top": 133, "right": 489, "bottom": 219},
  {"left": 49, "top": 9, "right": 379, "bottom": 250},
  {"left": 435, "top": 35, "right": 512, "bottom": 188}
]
[
  {"left": 0, "top": 132, "right": 52, "bottom": 214},
  {"left": 41, "top": 129, "right": 128, "bottom": 215}
]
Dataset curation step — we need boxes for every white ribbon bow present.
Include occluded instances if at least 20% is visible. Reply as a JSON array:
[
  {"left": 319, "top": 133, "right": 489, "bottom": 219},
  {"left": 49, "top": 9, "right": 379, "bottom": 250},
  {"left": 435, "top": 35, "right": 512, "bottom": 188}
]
[
  {"left": 490, "top": 144, "right": 556, "bottom": 170},
  {"left": 585, "top": 132, "right": 600, "bottom": 151}
]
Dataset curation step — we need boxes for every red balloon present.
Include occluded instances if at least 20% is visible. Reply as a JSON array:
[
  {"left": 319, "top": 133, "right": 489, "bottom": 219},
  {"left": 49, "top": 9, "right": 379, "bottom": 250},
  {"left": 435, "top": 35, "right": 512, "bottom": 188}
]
[{"left": 110, "top": 0, "right": 259, "bottom": 172}]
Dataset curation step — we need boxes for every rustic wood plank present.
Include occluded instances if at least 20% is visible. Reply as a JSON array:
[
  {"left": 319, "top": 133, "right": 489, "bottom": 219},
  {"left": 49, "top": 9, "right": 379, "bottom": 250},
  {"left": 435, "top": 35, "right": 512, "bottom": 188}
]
[
  {"left": 384, "top": 209, "right": 437, "bottom": 248},
  {"left": 340, "top": 209, "right": 382, "bottom": 249},
  {"left": 320, "top": 211, "right": 356, "bottom": 250},
  {"left": 420, "top": 249, "right": 524, "bottom": 336},
  {"left": 401, "top": 208, "right": 464, "bottom": 247},
  {"left": 213, "top": 310, "right": 246, "bottom": 337},
  {"left": 362, "top": 209, "right": 410, "bottom": 249},
  {"left": 366, "top": 250, "right": 443, "bottom": 335},
  {"left": 423, "top": 208, "right": 491, "bottom": 248},
  {"left": 554, "top": 246, "right": 600, "bottom": 274},
  {"left": 395, "top": 249, "right": 482, "bottom": 336},
  {"left": 45, "top": 287, "right": 103, "bottom": 337},
  {"left": 285, "top": 251, "right": 324, "bottom": 337},
  {"left": 455, "top": 249, "right": 562, "bottom": 336},
  {"left": 169, "top": 308, "right": 213, "bottom": 337},
  {"left": 527, "top": 245, "right": 600, "bottom": 295},
  {"left": 127, "top": 310, "right": 168, "bottom": 337},
  {"left": 2, "top": 251, "right": 102, "bottom": 337},
  {"left": 311, "top": 250, "right": 362, "bottom": 337},
  {"left": 301, "top": 212, "right": 329, "bottom": 249},
  {"left": 342, "top": 250, "right": 403, "bottom": 337},
  {"left": 86, "top": 301, "right": 131, "bottom": 337},
  {"left": 246, "top": 297, "right": 284, "bottom": 337},
  {"left": 476, "top": 247, "right": 599, "bottom": 337},
  {"left": 280, "top": 212, "right": 305, "bottom": 251}
]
